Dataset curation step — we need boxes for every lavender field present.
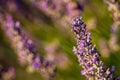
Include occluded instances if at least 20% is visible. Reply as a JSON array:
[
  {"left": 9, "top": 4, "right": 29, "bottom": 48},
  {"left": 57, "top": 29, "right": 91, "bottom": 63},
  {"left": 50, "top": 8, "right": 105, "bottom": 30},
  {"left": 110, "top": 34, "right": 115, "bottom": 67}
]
[{"left": 0, "top": 0, "right": 120, "bottom": 80}]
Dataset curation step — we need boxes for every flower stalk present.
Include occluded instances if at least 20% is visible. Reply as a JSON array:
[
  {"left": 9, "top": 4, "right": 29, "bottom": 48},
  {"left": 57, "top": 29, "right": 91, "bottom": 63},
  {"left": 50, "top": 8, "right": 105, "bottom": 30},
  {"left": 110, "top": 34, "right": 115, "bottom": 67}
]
[
  {"left": 0, "top": 13, "right": 56, "bottom": 80},
  {"left": 72, "top": 17, "right": 115, "bottom": 80},
  {"left": 104, "top": 0, "right": 120, "bottom": 51}
]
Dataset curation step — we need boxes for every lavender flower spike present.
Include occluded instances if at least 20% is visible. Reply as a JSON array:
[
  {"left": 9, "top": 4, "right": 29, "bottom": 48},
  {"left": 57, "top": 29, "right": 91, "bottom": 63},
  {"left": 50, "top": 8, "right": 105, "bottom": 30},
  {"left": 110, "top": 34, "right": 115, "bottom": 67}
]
[
  {"left": 0, "top": 14, "right": 56, "bottom": 79},
  {"left": 72, "top": 17, "right": 114, "bottom": 80}
]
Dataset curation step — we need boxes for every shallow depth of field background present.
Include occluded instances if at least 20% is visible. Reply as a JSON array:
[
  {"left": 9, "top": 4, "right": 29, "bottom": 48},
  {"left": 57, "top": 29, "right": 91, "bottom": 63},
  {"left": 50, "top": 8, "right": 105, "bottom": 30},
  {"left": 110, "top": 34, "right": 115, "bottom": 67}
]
[{"left": 0, "top": 0, "right": 120, "bottom": 80}]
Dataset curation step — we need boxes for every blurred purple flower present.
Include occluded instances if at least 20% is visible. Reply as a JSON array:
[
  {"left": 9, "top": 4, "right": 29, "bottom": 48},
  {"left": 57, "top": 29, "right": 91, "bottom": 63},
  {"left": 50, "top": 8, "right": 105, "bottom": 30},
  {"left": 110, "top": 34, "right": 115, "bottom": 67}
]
[
  {"left": 0, "top": 14, "right": 56, "bottom": 79},
  {"left": 104, "top": 0, "right": 120, "bottom": 51}
]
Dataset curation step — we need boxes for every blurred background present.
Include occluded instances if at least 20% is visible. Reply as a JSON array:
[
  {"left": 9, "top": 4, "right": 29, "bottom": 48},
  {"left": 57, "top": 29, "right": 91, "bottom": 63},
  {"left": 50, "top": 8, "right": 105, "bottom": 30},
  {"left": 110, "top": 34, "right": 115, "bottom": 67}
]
[{"left": 0, "top": 0, "right": 120, "bottom": 80}]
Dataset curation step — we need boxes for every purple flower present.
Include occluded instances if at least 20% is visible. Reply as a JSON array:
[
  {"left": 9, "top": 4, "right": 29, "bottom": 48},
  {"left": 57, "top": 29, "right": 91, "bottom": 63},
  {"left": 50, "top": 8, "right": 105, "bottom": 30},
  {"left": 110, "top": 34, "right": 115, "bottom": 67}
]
[
  {"left": 6, "top": 15, "right": 14, "bottom": 27},
  {"left": 26, "top": 39, "right": 35, "bottom": 52},
  {"left": 81, "top": 70, "right": 86, "bottom": 75},
  {"left": 92, "top": 57, "right": 99, "bottom": 63},
  {"left": 32, "top": 62, "right": 40, "bottom": 69},
  {"left": 111, "top": 66, "right": 115, "bottom": 72},
  {"left": 72, "top": 17, "right": 114, "bottom": 79},
  {"left": 0, "top": 14, "right": 56, "bottom": 79},
  {"left": 14, "top": 21, "right": 21, "bottom": 34}
]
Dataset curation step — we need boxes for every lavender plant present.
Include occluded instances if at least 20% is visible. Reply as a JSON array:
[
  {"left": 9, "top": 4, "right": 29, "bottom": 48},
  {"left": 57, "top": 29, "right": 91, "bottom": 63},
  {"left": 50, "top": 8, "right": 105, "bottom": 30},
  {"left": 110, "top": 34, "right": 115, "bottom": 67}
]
[
  {"left": 104, "top": 0, "right": 120, "bottom": 51},
  {"left": 0, "top": 14, "right": 56, "bottom": 79},
  {"left": 72, "top": 17, "right": 115, "bottom": 80},
  {"left": 30, "top": 0, "right": 85, "bottom": 26}
]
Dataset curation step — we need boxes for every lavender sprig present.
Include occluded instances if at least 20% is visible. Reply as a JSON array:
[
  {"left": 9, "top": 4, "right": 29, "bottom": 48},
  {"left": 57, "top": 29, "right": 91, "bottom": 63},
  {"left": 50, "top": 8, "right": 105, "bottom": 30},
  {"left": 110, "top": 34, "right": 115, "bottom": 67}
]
[
  {"left": 104, "top": 0, "right": 120, "bottom": 22},
  {"left": 0, "top": 14, "right": 56, "bottom": 79},
  {"left": 30, "top": 0, "right": 85, "bottom": 27},
  {"left": 72, "top": 17, "right": 115, "bottom": 80},
  {"left": 104, "top": 0, "right": 120, "bottom": 51},
  {"left": 30, "top": 0, "right": 83, "bottom": 18}
]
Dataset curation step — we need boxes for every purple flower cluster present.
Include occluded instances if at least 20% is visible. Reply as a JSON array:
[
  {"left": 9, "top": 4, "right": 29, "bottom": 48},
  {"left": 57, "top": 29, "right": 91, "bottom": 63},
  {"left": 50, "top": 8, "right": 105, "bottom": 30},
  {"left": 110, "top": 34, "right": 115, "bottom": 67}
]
[
  {"left": 104, "top": 0, "right": 120, "bottom": 51},
  {"left": 30, "top": 0, "right": 86, "bottom": 26},
  {"left": 0, "top": 14, "right": 56, "bottom": 79},
  {"left": 31, "top": 0, "right": 83, "bottom": 18},
  {"left": 72, "top": 17, "right": 115, "bottom": 79},
  {"left": 104, "top": 0, "right": 120, "bottom": 22}
]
